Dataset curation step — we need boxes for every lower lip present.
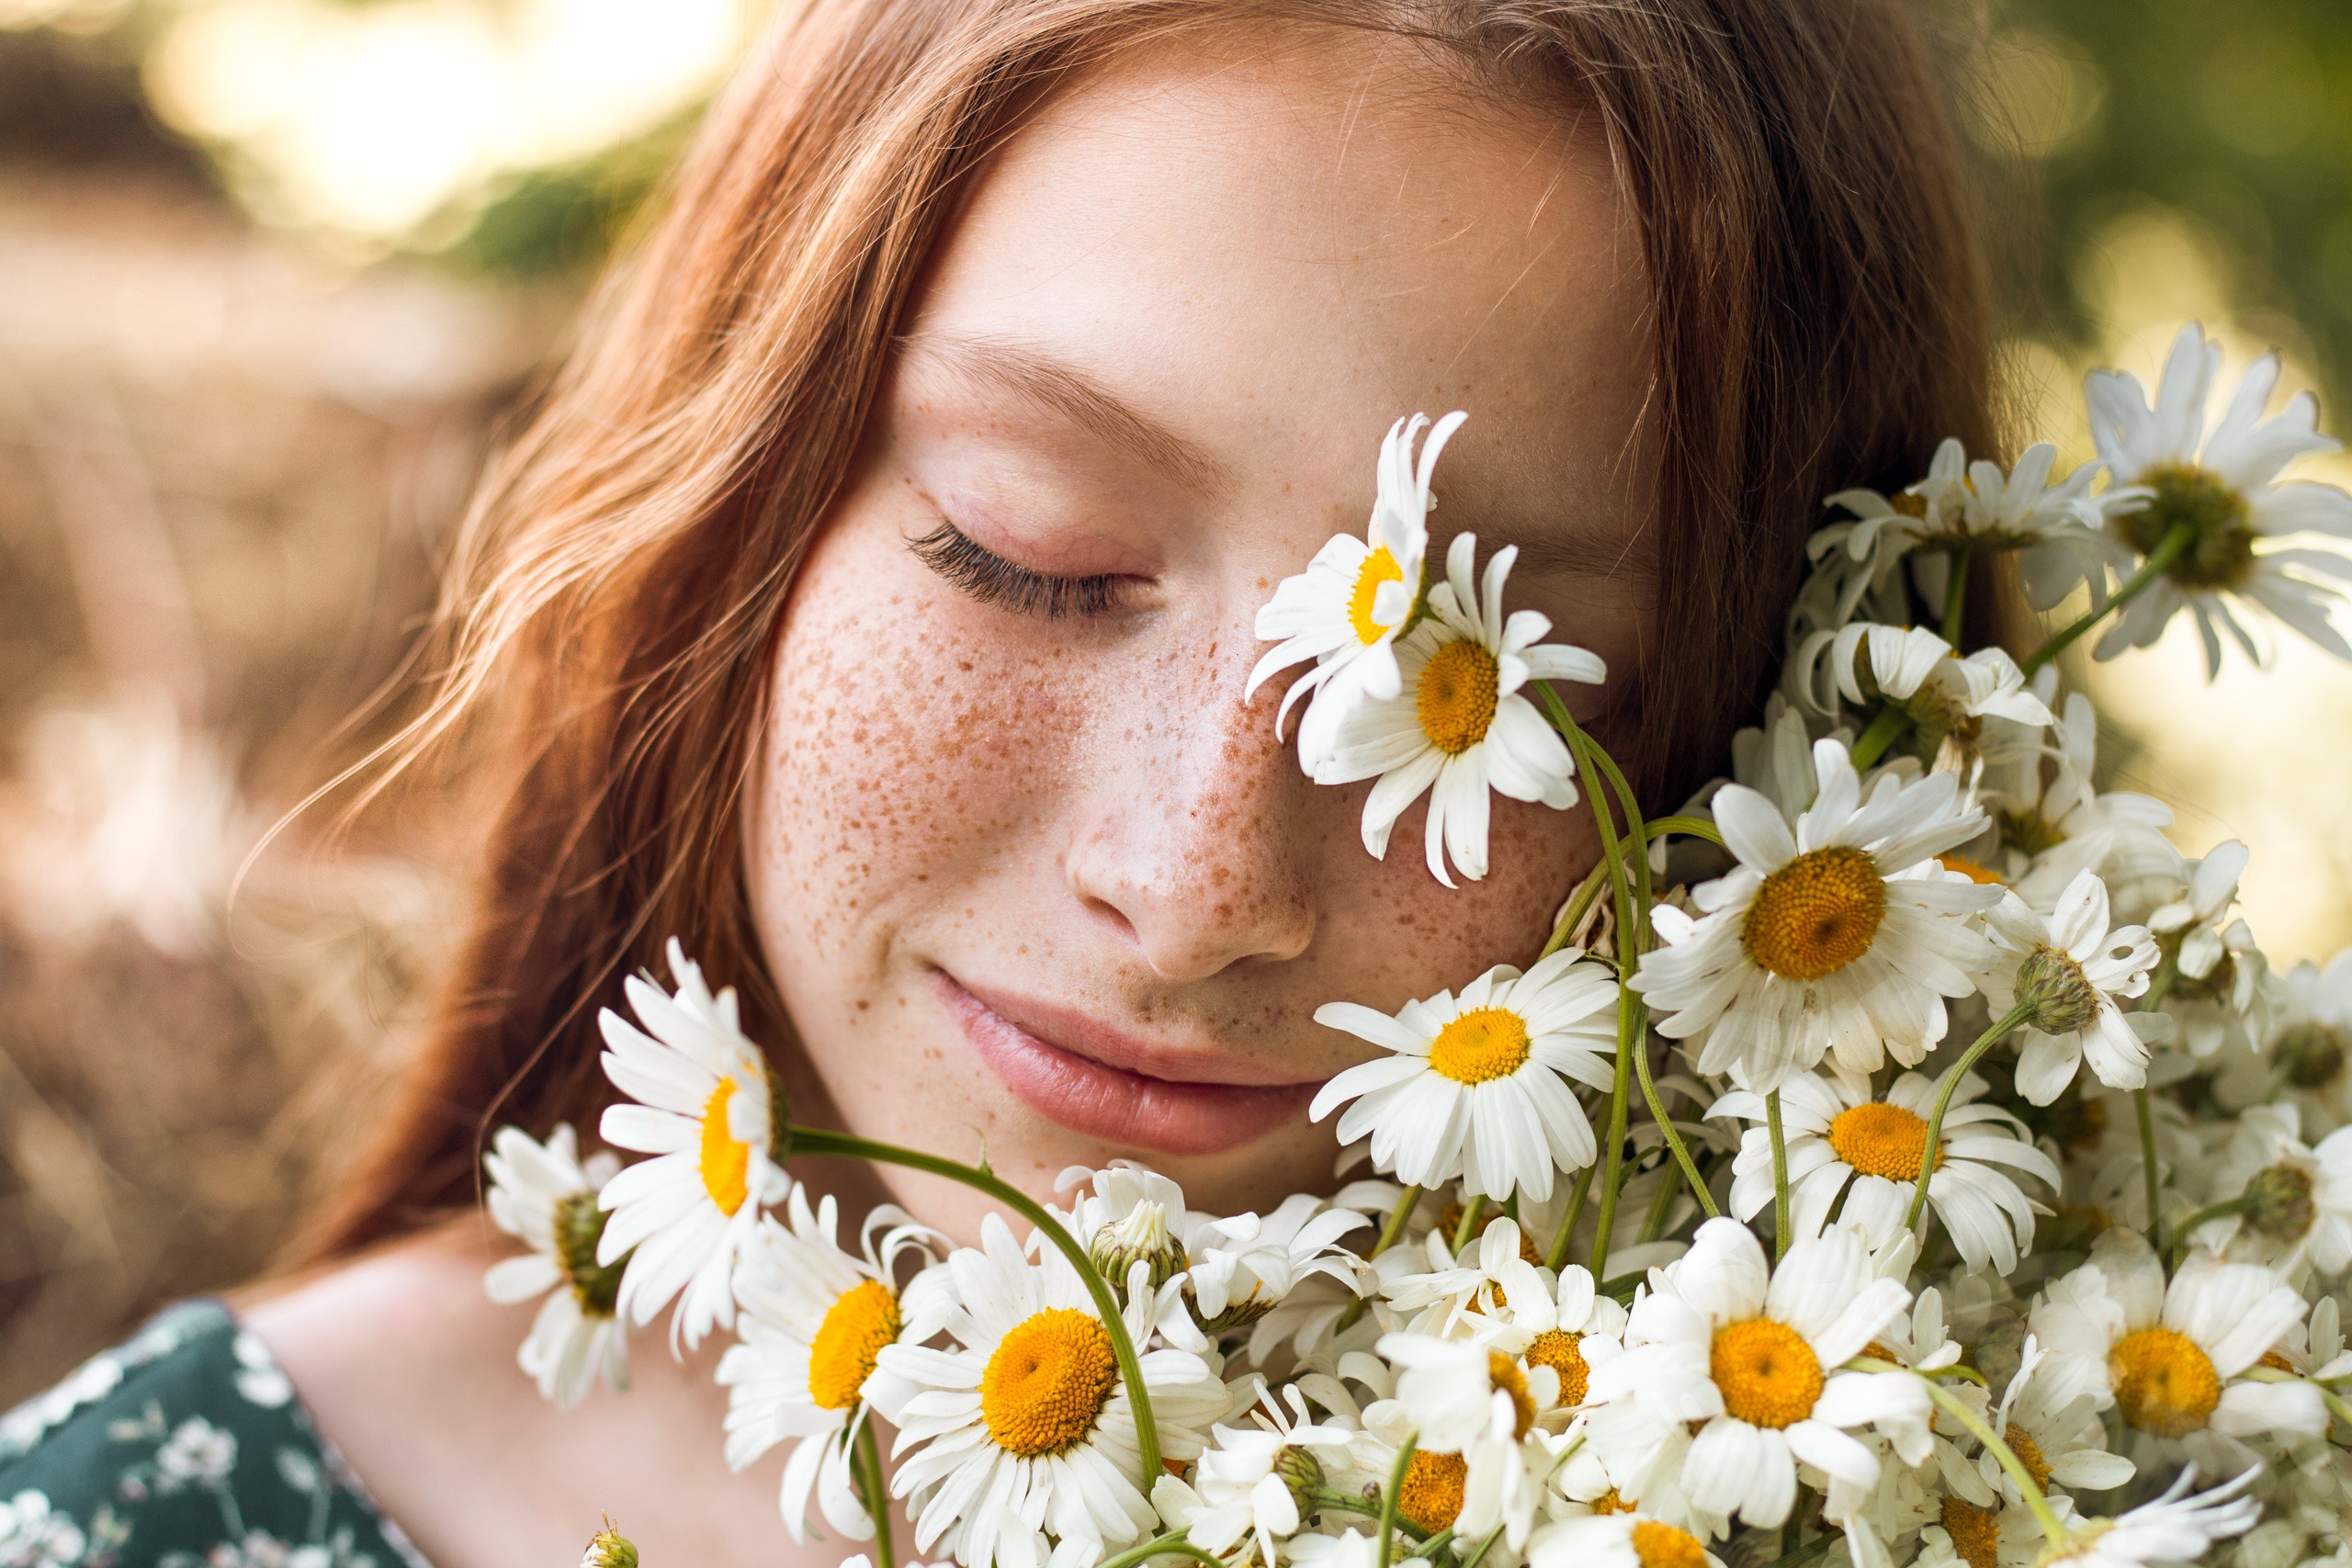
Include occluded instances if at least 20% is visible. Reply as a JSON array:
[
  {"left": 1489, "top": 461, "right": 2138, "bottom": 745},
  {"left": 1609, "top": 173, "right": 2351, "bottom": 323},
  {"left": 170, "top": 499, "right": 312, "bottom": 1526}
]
[{"left": 935, "top": 975, "right": 1318, "bottom": 1156}]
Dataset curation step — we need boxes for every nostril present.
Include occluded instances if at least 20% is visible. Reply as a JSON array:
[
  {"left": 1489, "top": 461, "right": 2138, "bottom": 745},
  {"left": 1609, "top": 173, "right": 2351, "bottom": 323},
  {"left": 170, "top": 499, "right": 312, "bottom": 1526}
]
[{"left": 1078, "top": 892, "right": 1137, "bottom": 943}]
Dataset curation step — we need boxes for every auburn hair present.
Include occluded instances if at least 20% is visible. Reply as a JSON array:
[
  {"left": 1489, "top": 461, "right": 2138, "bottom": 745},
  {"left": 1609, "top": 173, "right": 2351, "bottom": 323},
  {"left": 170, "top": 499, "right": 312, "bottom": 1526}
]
[{"left": 303, "top": 0, "right": 1998, "bottom": 1257}]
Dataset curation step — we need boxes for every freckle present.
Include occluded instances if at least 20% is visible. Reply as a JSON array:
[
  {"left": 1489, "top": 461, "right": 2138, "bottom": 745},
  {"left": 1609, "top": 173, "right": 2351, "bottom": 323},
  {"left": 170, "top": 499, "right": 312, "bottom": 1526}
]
[{"left": 857, "top": 999, "right": 871, "bottom": 1010}]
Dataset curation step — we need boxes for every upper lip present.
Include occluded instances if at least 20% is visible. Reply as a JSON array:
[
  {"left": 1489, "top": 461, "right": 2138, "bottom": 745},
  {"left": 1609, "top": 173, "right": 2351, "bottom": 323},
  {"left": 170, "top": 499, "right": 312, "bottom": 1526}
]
[{"left": 952, "top": 975, "right": 1322, "bottom": 1089}]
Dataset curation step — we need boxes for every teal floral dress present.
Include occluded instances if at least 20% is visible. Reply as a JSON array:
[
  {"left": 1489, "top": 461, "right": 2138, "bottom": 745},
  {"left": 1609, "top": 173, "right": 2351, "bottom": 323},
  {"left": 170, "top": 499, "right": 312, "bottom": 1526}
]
[{"left": 0, "top": 1302, "right": 427, "bottom": 1568}]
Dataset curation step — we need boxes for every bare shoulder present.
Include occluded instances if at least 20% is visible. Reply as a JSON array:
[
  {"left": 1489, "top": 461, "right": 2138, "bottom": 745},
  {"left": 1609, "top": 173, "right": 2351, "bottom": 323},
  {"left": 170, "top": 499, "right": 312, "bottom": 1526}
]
[{"left": 241, "top": 1221, "right": 794, "bottom": 1568}]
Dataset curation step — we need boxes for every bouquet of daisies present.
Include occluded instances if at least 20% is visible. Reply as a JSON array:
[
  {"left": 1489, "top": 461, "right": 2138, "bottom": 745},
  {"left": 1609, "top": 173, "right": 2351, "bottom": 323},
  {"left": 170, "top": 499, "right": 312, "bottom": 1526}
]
[{"left": 506, "top": 321, "right": 2352, "bottom": 1568}]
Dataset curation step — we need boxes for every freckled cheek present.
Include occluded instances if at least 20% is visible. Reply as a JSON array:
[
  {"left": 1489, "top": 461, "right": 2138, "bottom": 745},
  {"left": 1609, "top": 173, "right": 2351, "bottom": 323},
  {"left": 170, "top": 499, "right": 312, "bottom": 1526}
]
[
  {"left": 751, "top": 530, "right": 1091, "bottom": 974},
  {"left": 1316, "top": 792, "right": 1595, "bottom": 1002}
]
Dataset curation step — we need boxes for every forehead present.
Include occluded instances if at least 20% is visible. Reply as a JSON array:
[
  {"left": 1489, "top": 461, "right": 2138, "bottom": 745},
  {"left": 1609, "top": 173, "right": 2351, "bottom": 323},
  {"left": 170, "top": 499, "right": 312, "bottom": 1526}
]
[{"left": 904, "top": 27, "right": 1656, "bottom": 547}]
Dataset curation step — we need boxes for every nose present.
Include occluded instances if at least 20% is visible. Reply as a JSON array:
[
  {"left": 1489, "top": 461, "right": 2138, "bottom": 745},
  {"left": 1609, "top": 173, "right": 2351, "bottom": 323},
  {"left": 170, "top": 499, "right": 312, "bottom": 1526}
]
[{"left": 1064, "top": 655, "right": 1319, "bottom": 981}]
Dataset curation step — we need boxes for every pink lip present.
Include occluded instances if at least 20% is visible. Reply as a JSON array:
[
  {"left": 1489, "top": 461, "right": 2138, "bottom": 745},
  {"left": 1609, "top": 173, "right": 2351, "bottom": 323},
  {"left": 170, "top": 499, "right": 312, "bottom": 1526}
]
[{"left": 935, "top": 972, "right": 1321, "bottom": 1156}]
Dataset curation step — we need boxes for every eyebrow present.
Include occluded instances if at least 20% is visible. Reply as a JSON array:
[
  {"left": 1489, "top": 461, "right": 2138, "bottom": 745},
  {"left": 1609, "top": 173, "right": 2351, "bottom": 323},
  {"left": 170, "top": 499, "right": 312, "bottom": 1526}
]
[{"left": 897, "top": 332, "right": 1228, "bottom": 497}]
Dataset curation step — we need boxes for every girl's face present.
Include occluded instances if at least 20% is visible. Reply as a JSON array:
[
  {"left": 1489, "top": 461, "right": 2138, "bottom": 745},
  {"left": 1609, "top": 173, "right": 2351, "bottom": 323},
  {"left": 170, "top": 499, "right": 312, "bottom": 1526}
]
[{"left": 748, "top": 31, "right": 1658, "bottom": 1238}]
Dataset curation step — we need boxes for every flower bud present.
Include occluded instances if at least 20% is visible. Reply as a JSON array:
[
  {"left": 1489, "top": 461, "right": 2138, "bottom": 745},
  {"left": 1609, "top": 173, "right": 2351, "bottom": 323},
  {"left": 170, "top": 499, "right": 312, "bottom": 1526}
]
[
  {"left": 2012, "top": 943, "right": 2102, "bottom": 1035},
  {"left": 1090, "top": 1201, "right": 1187, "bottom": 1292},
  {"left": 2245, "top": 1163, "right": 2317, "bottom": 1245},
  {"left": 582, "top": 1528, "right": 639, "bottom": 1568},
  {"left": 1272, "top": 1444, "right": 1326, "bottom": 1511}
]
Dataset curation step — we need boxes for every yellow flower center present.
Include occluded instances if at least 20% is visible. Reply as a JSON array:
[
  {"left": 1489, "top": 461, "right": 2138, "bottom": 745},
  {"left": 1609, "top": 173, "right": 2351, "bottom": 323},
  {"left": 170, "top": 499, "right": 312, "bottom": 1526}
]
[
  {"left": 2005, "top": 1426, "right": 2052, "bottom": 1493},
  {"left": 1350, "top": 546, "right": 1406, "bottom": 645},
  {"left": 1427, "top": 1007, "right": 1532, "bottom": 1085},
  {"left": 980, "top": 1308, "right": 1118, "bottom": 1457},
  {"left": 807, "top": 1280, "right": 901, "bottom": 1410},
  {"left": 1589, "top": 1488, "right": 1633, "bottom": 1516},
  {"left": 698, "top": 1077, "right": 752, "bottom": 1215},
  {"left": 1741, "top": 845, "right": 1886, "bottom": 980},
  {"left": 2109, "top": 1326, "right": 2221, "bottom": 1438},
  {"left": 1396, "top": 1450, "right": 1466, "bottom": 1534},
  {"left": 2123, "top": 463, "right": 2255, "bottom": 590},
  {"left": 1709, "top": 1319, "right": 1823, "bottom": 1429},
  {"left": 1415, "top": 638, "right": 1500, "bottom": 755},
  {"left": 1941, "top": 1496, "right": 2000, "bottom": 1568},
  {"left": 1487, "top": 1351, "right": 1537, "bottom": 1438},
  {"left": 1527, "top": 1329, "right": 1589, "bottom": 1406},
  {"left": 1938, "top": 854, "right": 2006, "bottom": 886},
  {"left": 1826, "top": 1101, "right": 1940, "bottom": 1181},
  {"left": 1631, "top": 1520, "right": 1709, "bottom": 1568}
]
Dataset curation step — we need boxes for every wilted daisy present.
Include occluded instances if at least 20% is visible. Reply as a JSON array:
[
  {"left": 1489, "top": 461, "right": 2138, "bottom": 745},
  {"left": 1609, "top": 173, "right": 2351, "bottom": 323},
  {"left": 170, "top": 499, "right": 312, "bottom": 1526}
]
[
  {"left": 2086, "top": 321, "right": 2352, "bottom": 674},
  {"left": 482, "top": 1122, "right": 629, "bottom": 1407},
  {"left": 1796, "top": 623, "right": 2052, "bottom": 765},
  {"left": 1312, "top": 533, "right": 1605, "bottom": 886},
  {"left": 2027, "top": 1229, "right": 2322, "bottom": 1446},
  {"left": 1248, "top": 411, "right": 1467, "bottom": 766},
  {"left": 1585, "top": 1219, "right": 1929, "bottom": 1529},
  {"left": 865, "top": 1215, "right": 1228, "bottom": 1568},
  {"left": 2036, "top": 1467, "right": 2261, "bottom": 1568},
  {"left": 1982, "top": 871, "right": 2164, "bottom": 1106},
  {"left": 1632, "top": 738, "right": 1998, "bottom": 1090},
  {"left": 595, "top": 942, "right": 792, "bottom": 1349},
  {"left": 1311, "top": 948, "right": 1619, "bottom": 1201},
  {"left": 717, "top": 1187, "right": 939, "bottom": 1541},
  {"left": 1711, "top": 1070, "right": 2059, "bottom": 1274}
]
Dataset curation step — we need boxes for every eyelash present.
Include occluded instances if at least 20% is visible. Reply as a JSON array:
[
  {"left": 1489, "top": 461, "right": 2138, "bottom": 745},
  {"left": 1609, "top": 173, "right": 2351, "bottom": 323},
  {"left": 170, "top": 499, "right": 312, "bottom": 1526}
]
[{"left": 909, "top": 522, "right": 1125, "bottom": 620}]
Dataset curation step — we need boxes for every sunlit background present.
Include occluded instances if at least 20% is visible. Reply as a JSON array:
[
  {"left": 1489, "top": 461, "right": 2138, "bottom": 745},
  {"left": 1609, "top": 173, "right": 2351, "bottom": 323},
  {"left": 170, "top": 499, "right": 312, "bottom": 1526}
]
[{"left": 1, "top": 0, "right": 2349, "bottom": 1399}]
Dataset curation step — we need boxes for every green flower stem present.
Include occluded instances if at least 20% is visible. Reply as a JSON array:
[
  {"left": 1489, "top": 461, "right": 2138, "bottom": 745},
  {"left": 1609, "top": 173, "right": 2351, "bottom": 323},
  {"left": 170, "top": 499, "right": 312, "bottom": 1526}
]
[
  {"left": 1903, "top": 1002, "right": 2037, "bottom": 1235},
  {"left": 1940, "top": 556, "right": 1971, "bottom": 647},
  {"left": 2019, "top": 519, "right": 2197, "bottom": 679},
  {"left": 1544, "top": 1156, "right": 1598, "bottom": 1271},
  {"left": 1645, "top": 814, "right": 1725, "bottom": 846},
  {"left": 1542, "top": 687, "right": 1719, "bottom": 1231},
  {"left": 1918, "top": 1374, "right": 2067, "bottom": 1546},
  {"left": 2169, "top": 1194, "right": 2255, "bottom": 1264},
  {"left": 789, "top": 1126, "right": 1162, "bottom": 1481},
  {"left": 1637, "top": 1143, "right": 1687, "bottom": 1244},
  {"left": 1310, "top": 1491, "right": 1430, "bottom": 1541},
  {"left": 1093, "top": 1535, "right": 1227, "bottom": 1568},
  {"left": 1460, "top": 1524, "right": 1509, "bottom": 1568},
  {"left": 854, "top": 1416, "right": 895, "bottom": 1568},
  {"left": 1378, "top": 1434, "right": 1418, "bottom": 1568},
  {"left": 1767, "top": 1088, "right": 1792, "bottom": 1261},
  {"left": 2133, "top": 959, "right": 2178, "bottom": 1248},
  {"left": 1847, "top": 705, "right": 1911, "bottom": 771},
  {"left": 1453, "top": 1194, "right": 1488, "bottom": 1256}
]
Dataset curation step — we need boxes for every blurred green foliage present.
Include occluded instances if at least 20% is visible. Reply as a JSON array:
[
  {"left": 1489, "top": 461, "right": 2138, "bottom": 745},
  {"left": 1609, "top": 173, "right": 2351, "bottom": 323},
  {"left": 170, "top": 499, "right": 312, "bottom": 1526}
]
[{"left": 1990, "top": 0, "right": 2352, "bottom": 403}]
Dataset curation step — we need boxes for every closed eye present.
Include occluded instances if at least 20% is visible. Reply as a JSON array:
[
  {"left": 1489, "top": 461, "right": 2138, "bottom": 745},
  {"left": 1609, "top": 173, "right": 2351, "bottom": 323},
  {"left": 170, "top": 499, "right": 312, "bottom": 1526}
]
[{"left": 909, "top": 522, "right": 1126, "bottom": 620}]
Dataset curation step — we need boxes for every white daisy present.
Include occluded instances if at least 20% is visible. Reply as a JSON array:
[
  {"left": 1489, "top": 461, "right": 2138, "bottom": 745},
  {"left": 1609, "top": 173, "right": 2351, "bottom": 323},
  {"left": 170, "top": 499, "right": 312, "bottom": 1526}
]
[
  {"left": 1248, "top": 411, "right": 1467, "bottom": 768},
  {"left": 1795, "top": 623, "right": 2052, "bottom": 763},
  {"left": 481, "top": 1122, "right": 629, "bottom": 1407},
  {"left": 1711, "top": 1069, "right": 2060, "bottom": 1274},
  {"left": 1154, "top": 1385, "right": 1358, "bottom": 1566},
  {"left": 717, "top": 1187, "right": 940, "bottom": 1542},
  {"left": 2186, "top": 1104, "right": 2352, "bottom": 1274},
  {"left": 2038, "top": 1467, "right": 2261, "bottom": 1568},
  {"left": 1984, "top": 687, "right": 2182, "bottom": 911},
  {"left": 1311, "top": 533, "right": 1605, "bottom": 886},
  {"left": 595, "top": 940, "right": 792, "bottom": 1349},
  {"left": 1528, "top": 1509, "right": 1725, "bottom": 1568},
  {"left": 1584, "top": 1218, "right": 1929, "bottom": 1529},
  {"left": 1310, "top": 948, "right": 1620, "bottom": 1201},
  {"left": 1630, "top": 738, "right": 1999, "bottom": 1090},
  {"left": 2027, "top": 1228, "right": 2323, "bottom": 1447},
  {"left": 1378, "top": 1333, "right": 1561, "bottom": 1550},
  {"left": 1378, "top": 1218, "right": 1625, "bottom": 1411},
  {"left": 2145, "top": 842, "right": 2268, "bottom": 1061},
  {"left": 1983, "top": 1335, "right": 2134, "bottom": 1505},
  {"left": 865, "top": 1215, "right": 1229, "bottom": 1568},
  {"left": 2086, "top": 321, "right": 2352, "bottom": 674},
  {"left": 1982, "top": 871, "right": 2165, "bottom": 1106},
  {"left": 2244, "top": 948, "right": 2352, "bottom": 1126}
]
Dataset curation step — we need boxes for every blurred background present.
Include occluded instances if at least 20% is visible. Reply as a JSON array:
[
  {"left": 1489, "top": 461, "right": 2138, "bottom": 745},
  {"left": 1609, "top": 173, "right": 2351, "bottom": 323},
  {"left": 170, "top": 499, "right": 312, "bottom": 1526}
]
[{"left": 1, "top": 0, "right": 2349, "bottom": 1402}]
